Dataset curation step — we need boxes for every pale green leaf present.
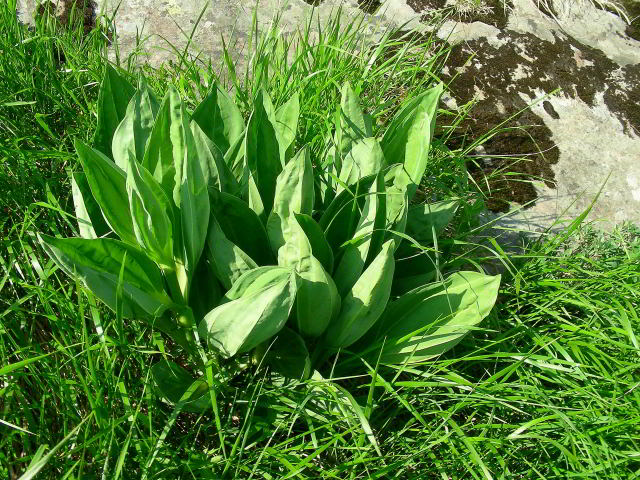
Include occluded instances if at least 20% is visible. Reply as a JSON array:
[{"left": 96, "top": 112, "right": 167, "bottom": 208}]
[
  {"left": 200, "top": 269, "right": 297, "bottom": 358},
  {"left": 373, "top": 271, "right": 500, "bottom": 364},
  {"left": 326, "top": 239, "right": 395, "bottom": 348},
  {"left": 381, "top": 83, "right": 443, "bottom": 190},
  {"left": 112, "top": 77, "right": 159, "bottom": 169},
  {"left": 266, "top": 146, "right": 314, "bottom": 255},
  {"left": 125, "top": 151, "right": 174, "bottom": 266}
]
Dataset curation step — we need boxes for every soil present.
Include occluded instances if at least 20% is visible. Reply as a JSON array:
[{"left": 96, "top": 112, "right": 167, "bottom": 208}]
[{"left": 440, "top": 29, "right": 640, "bottom": 211}]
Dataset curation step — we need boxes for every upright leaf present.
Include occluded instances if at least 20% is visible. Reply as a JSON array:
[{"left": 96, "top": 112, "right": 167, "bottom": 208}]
[
  {"left": 326, "top": 239, "right": 395, "bottom": 348},
  {"left": 266, "top": 147, "right": 314, "bottom": 255},
  {"left": 125, "top": 152, "right": 174, "bottom": 267},
  {"left": 337, "top": 137, "right": 385, "bottom": 193},
  {"left": 142, "top": 86, "right": 192, "bottom": 206},
  {"left": 371, "top": 272, "right": 500, "bottom": 364},
  {"left": 180, "top": 122, "right": 210, "bottom": 283},
  {"left": 245, "top": 89, "right": 282, "bottom": 217},
  {"left": 335, "top": 82, "right": 372, "bottom": 157},
  {"left": 190, "top": 121, "right": 239, "bottom": 194},
  {"left": 381, "top": 83, "right": 443, "bottom": 191},
  {"left": 111, "top": 77, "right": 159, "bottom": 169},
  {"left": 75, "top": 140, "right": 137, "bottom": 245},
  {"left": 384, "top": 164, "right": 412, "bottom": 246},
  {"left": 278, "top": 218, "right": 340, "bottom": 338},
  {"left": 192, "top": 83, "right": 245, "bottom": 155},
  {"left": 333, "top": 173, "right": 386, "bottom": 296},
  {"left": 199, "top": 269, "right": 297, "bottom": 358},
  {"left": 293, "top": 213, "right": 334, "bottom": 274},
  {"left": 93, "top": 64, "right": 135, "bottom": 158},
  {"left": 38, "top": 235, "right": 172, "bottom": 318},
  {"left": 71, "top": 172, "right": 109, "bottom": 239},
  {"left": 319, "top": 174, "right": 377, "bottom": 254},
  {"left": 406, "top": 199, "right": 459, "bottom": 245},
  {"left": 274, "top": 92, "right": 300, "bottom": 162}
]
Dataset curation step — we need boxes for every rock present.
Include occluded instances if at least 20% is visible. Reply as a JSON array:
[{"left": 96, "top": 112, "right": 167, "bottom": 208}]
[{"left": 16, "top": 0, "right": 640, "bottom": 233}]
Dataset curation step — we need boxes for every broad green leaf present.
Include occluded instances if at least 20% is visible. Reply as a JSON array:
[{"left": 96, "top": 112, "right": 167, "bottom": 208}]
[
  {"left": 274, "top": 92, "right": 300, "bottom": 162},
  {"left": 326, "top": 239, "right": 395, "bottom": 348},
  {"left": 151, "top": 360, "right": 210, "bottom": 413},
  {"left": 381, "top": 83, "right": 443, "bottom": 190},
  {"left": 179, "top": 121, "right": 210, "bottom": 284},
  {"left": 205, "top": 215, "right": 258, "bottom": 290},
  {"left": 258, "top": 327, "right": 311, "bottom": 380},
  {"left": 223, "top": 133, "right": 247, "bottom": 187},
  {"left": 337, "top": 137, "right": 385, "bottom": 193},
  {"left": 266, "top": 146, "right": 314, "bottom": 255},
  {"left": 209, "top": 189, "right": 273, "bottom": 266},
  {"left": 335, "top": 82, "right": 372, "bottom": 157},
  {"left": 406, "top": 199, "right": 459, "bottom": 244},
  {"left": 75, "top": 140, "right": 137, "bottom": 245},
  {"left": 293, "top": 213, "right": 334, "bottom": 274},
  {"left": 142, "top": 86, "right": 193, "bottom": 206},
  {"left": 125, "top": 151, "right": 174, "bottom": 267},
  {"left": 199, "top": 269, "right": 297, "bottom": 358},
  {"left": 191, "top": 83, "right": 245, "bottom": 155},
  {"left": 247, "top": 174, "right": 265, "bottom": 221},
  {"left": 384, "top": 164, "right": 412, "bottom": 246},
  {"left": 93, "top": 64, "right": 135, "bottom": 158},
  {"left": 112, "top": 77, "right": 159, "bottom": 170},
  {"left": 245, "top": 89, "right": 282, "bottom": 216},
  {"left": 278, "top": 218, "right": 340, "bottom": 338},
  {"left": 190, "top": 120, "right": 239, "bottom": 195},
  {"left": 71, "top": 171, "right": 109, "bottom": 239},
  {"left": 372, "top": 271, "right": 500, "bottom": 364},
  {"left": 319, "top": 174, "right": 377, "bottom": 254},
  {"left": 333, "top": 173, "right": 386, "bottom": 296},
  {"left": 223, "top": 266, "right": 292, "bottom": 301},
  {"left": 38, "top": 235, "right": 172, "bottom": 318}
]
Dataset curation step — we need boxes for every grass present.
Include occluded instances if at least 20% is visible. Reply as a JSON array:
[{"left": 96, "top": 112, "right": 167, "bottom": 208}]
[{"left": 1, "top": 1, "right": 639, "bottom": 479}]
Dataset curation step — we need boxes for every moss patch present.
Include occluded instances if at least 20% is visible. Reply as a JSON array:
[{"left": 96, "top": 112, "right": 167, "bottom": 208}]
[{"left": 441, "top": 29, "right": 640, "bottom": 211}]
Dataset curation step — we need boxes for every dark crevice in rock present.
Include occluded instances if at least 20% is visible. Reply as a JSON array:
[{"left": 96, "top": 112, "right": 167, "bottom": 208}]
[
  {"left": 441, "top": 29, "right": 640, "bottom": 212},
  {"left": 357, "top": 0, "right": 383, "bottom": 14},
  {"left": 407, "top": 0, "right": 512, "bottom": 29}
]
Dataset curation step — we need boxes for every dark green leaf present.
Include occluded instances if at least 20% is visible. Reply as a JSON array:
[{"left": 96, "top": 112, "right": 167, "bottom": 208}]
[
  {"left": 293, "top": 213, "right": 334, "bottom": 274},
  {"left": 71, "top": 171, "right": 109, "bottom": 239},
  {"left": 192, "top": 83, "right": 245, "bottom": 155},
  {"left": 151, "top": 360, "right": 210, "bottom": 413},
  {"left": 75, "top": 140, "right": 137, "bottom": 245},
  {"left": 245, "top": 89, "right": 283, "bottom": 217},
  {"left": 209, "top": 189, "right": 273, "bottom": 266},
  {"left": 38, "top": 235, "right": 172, "bottom": 318},
  {"left": 93, "top": 64, "right": 135, "bottom": 158},
  {"left": 259, "top": 327, "right": 311, "bottom": 380},
  {"left": 406, "top": 199, "right": 459, "bottom": 244}
]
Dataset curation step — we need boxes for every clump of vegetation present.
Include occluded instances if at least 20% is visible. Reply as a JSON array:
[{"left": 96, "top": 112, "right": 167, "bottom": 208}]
[{"left": 38, "top": 65, "right": 500, "bottom": 408}]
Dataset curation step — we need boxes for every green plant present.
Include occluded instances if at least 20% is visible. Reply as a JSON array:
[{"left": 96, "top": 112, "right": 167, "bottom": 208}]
[{"left": 37, "top": 64, "right": 500, "bottom": 409}]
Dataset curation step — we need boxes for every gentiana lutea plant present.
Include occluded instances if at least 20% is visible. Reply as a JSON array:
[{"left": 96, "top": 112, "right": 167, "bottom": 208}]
[{"left": 38, "top": 64, "right": 500, "bottom": 409}]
